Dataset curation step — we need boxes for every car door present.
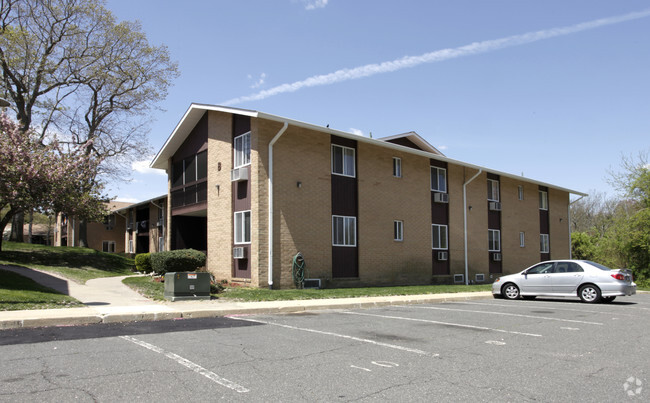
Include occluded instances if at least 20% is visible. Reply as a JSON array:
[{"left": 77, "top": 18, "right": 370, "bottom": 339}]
[
  {"left": 551, "top": 262, "right": 584, "bottom": 294},
  {"left": 520, "top": 262, "right": 555, "bottom": 294}
]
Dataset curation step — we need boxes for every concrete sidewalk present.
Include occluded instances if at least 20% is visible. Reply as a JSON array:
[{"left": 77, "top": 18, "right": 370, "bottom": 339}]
[{"left": 0, "top": 265, "right": 492, "bottom": 330}]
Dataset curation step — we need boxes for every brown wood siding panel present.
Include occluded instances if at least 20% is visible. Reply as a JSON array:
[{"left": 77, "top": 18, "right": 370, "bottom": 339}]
[
  {"left": 488, "top": 210, "right": 501, "bottom": 229},
  {"left": 489, "top": 259, "right": 502, "bottom": 274},
  {"left": 332, "top": 247, "right": 358, "bottom": 278},
  {"left": 431, "top": 201, "right": 448, "bottom": 223},
  {"left": 432, "top": 250, "right": 449, "bottom": 275},
  {"left": 173, "top": 113, "right": 208, "bottom": 162},
  {"left": 430, "top": 159, "right": 449, "bottom": 275},
  {"left": 539, "top": 210, "right": 550, "bottom": 233},
  {"left": 331, "top": 176, "right": 357, "bottom": 216},
  {"left": 233, "top": 166, "right": 251, "bottom": 211},
  {"left": 387, "top": 137, "right": 421, "bottom": 151},
  {"left": 233, "top": 115, "right": 250, "bottom": 138}
]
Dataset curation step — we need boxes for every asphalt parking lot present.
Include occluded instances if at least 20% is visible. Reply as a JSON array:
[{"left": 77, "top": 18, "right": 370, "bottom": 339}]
[{"left": 1, "top": 294, "right": 648, "bottom": 402}]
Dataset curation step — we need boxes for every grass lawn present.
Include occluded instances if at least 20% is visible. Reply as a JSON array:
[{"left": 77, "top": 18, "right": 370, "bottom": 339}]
[
  {"left": 122, "top": 275, "right": 492, "bottom": 302},
  {"left": 0, "top": 241, "right": 135, "bottom": 284},
  {"left": 0, "top": 269, "right": 84, "bottom": 311}
]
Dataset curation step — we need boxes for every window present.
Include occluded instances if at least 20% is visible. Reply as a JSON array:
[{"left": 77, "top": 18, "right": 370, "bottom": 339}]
[
  {"left": 103, "top": 214, "right": 115, "bottom": 230},
  {"left": 519, "top": 232, "right": 525, "bottom": 247},
  {"left": 128, "top": 240, "right": 134, "bottom": 254},
  {"left": 488, "top": 229, "right": 501, "bottom": 251},
  {"left": 430, "top": 167, "right": 447, "bottom": 192},
  {"left": 332, "top": 215, "right": 356, "bottom": 246},
  {"left": 234, "top": 132, "right": 251, "bottom": 168},
  {"left": 540, "top": 233, "right": 550, "bottom": 253},
  {"left": 331, "top": 145, "right": 356, "bottom": 177},
  {"left": 488, "top": 179, "right": 500, "bottom": 201},
  {"left": 539, "top": 190, "right": 548, "bottom": 210},
  {"left": 432, "top": 224, "right": 448, "bottom": 250},
  {"left": 394, "top": 220, "right": 403, "bottom": 241},
  {"left": 234, "top": 210, "right": 251, "bottom": 244},
  {"left": 393, "top": 157, "right": 402, "bottom": 178},
  {"left": 158, "top": 236, "right": 165, "bottom": 252},
  {"left": 526, "top": 262, "right": 554, "bottom": 274},
  {"left": 518, "top": 185, "right": 524, "bottom": 200},
  {"left": 102, "top": 241, "right": 115, "bottom": 253}
]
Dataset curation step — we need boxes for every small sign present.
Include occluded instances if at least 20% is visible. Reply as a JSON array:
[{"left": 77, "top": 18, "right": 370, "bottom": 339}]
[{"left": 187, "top": 273, "right": 197, "bottom": 280}]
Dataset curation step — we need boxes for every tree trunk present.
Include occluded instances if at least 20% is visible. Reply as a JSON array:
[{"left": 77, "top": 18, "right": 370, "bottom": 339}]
[
  {"left": 79, "top": 218, "right": 88, "bottom": 248},
  {"left": 27, "top": 210, "right": 33, "bottom": 244},
  {"left": 9, "top": 212, "right": 24, "bottom": 242}
]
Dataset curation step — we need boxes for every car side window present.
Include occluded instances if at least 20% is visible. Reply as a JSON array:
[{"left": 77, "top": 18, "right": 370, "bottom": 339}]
[
  {"left": 566, "top": 262, "right": 584, "bottom": 273},
  {"left": 526, "top": 263, "right": 555, "bottom": 274}
]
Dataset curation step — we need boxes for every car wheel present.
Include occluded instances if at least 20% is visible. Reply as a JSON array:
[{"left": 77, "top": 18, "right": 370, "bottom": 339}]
[
  {"left": 522, "top": 295, "right": 536, "bottom": 300},
  {"left": 578, "top": 284, "right": 601, "bottom": 303},
  {"left": 602, "top": 296, "right": 616, "bottom": 303},
  {"left": 502, "top": 283, "right": 520, "bottom": 300}
]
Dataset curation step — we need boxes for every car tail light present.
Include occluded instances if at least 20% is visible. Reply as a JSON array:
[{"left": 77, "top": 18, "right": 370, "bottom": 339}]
[{"left": 611, "top": 273, "right": 625, "bottom": 281}]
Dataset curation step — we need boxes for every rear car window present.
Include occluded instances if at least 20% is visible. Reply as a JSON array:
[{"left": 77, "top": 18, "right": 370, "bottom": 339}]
[{"left": 585, "top": 261, "right": 613, "bottom": 271}]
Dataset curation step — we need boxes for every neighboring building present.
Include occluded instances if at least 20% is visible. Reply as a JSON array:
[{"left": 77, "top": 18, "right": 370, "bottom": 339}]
[
  {"left": 150, "top": 104, "right": 586, "bottom": 289},
  {"left": 3, "top": 223, "right": 54, "bottom": 245},
  {"left": 54, "top": 197, "right": 167, "bottom": 255}
]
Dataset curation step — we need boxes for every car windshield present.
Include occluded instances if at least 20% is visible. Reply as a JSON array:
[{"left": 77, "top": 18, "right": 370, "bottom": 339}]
[{"left": 585, "top": 261, "right": 614, "bottom": 271}]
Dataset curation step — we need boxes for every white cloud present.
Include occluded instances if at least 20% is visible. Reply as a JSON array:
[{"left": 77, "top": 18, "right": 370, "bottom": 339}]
[
  {"left": 223, "top": 8, "right": 650, "bottom": 105},
  {"left": 349, "top": 128, "right": 364, "bottom": 136},
  {"left": 132, "top": 157, "right": 167, "bottom": 176},
  {"left": 438, "top": 145, "right": 448, "bottom": 151},
  {"left": 302, "top": 0, "right": 328, "bottom": 10},
  {"left": 248, "top": 72, "right": 267, "bottom": 89},
  {"left": 114, "top": 196, "right": 140, "bottom": 203}
]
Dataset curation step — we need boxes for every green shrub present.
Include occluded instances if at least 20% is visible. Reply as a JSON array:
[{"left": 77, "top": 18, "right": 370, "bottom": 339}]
[
  {"left": 134, "top": 253, "right": 152, "bottom": 273},
  {"left": 150, "top": 249, "right": 206, "bottom": 275}
]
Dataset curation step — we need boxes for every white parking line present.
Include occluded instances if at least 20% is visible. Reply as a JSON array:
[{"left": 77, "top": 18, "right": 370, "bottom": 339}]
[
  {"left": 411, "top": 306, "right": 604, "bottom": 325},
  {"left": 342, "top": 311, "right": 542, "bottom": 337},
  {"left": 120, "top": 335, "right": 250, "bottom": 393},
  {"left": 230, "top": 317, "right": 438, "bottom": 357},
  {"left": 450, "top": 301, "right": 635, "bottom": 317}
]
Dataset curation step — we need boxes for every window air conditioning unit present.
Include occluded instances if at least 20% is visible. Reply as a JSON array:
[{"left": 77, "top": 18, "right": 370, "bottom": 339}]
[
  {"left": 437, "top": 251, "right": 448, "bottom": 261},
  {"left": 492, "top": 252, "right": 502, "bottom": 262},
  {"left": 231, "top": 168, "right": 249, "bottom": 182},
  {"left": 434, "top": 192, "right": 449, "bottom": 204},
  {"left": 233, "top": 246, "right": 246, "bottom": 259},
  {"left": 489, "top": 202, "right": 502, "bottom": 211}
]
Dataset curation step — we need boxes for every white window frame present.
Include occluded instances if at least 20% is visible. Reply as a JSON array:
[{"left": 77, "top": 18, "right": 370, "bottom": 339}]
[
  {"left": 158, "top": 236, "right": 165, "bottom": 252},
  {"left": 540, "top": 233, "right": 550, "bottom": 253},
  {"left": 332, "top": 215, "right": 357, "bottom": 247},
  {"left": 519, "top": 232, "right": 525, "bottom": 247},
  {"left": 331, "top": 144, "right": 356, "bottom": 177},
  {"left": 234, "top": 132, "right": 251, "bottom": 168},
  {"left": 432, "top": 224, "right": 448, "bottom": 250},
  {"left": 234, "top": 210, "right": 251, "bottom": 244},
  {"left": 539, "top": 190, "right": 549, "bottom": 210},
  {"left": 393, "top": 157, "right": 402, "bottom": 178},
  {"left": 128, "top": 240, "right": 134, "bottom": 254},
  {"left": 430, "top": 166, "right": 447, "bottom": 193},
  {"left": 394, "top": 220, "right": 403, "bottom": 241},
  {"left": 518, "top": 185, "right": 524, "bottom": 201},
  {"left": 102, "top": 241, "right": 115, "bottom": 253},
  {"left": 488, "top": 179, "right": 500, "bottom": 202},
  {"left": 488, "top": 229, "right": 501, "bottom": 252}
]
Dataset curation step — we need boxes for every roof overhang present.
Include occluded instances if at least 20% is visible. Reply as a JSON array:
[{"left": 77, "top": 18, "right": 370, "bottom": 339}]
[{"left": 150, "top": 103, "right": 587, "bottom": 197}]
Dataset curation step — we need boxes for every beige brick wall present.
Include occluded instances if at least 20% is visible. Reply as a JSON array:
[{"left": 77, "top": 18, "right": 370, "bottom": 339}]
[
  {"left": 206, "top": 111, "right": 234, "bottom": 280},
  {"left": 501, "top": 178, "right": 543, "bottom": 274},
  {"left": 255, "top": 120, "right": 332, "bottom": 289},
  {"left": 357, "top": 142, "right": 432, "bottom": 285}
]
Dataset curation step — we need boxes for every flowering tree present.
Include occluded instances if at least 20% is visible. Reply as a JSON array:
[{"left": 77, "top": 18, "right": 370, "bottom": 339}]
[{"left": 0, "top": 113, "right": 105, "bottom": 251}]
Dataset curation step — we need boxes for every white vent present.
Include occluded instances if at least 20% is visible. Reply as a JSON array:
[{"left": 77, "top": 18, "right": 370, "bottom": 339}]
[
  {"left": 434, "top": 192, "right": 449, "bottom": 203},
  {"left": 475, "top": 273, "right": 485, "bottom": 282},
  {"left": 489, "top": 201, "right": 502, "bottom": 211},
  {"left": 231, "top": 168, "right": 249, "bottom": 182},
  {"left": 454, "top": 274, "right": 465, "bottom": 284},
  {"left": 437, "top": 251, "right": 448, "bottom": 261},
  {"left": 233, "top": 246, "right": 246, "bottom": 259},
  {"left": 492, "top": 252, "right": 502, "bottom": 262}
]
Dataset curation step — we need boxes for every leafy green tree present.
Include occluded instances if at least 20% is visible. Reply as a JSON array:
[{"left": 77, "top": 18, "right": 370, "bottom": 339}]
[
  {"left": 571, "top": 232, "right": 597, "bottom": 260},
  {"left": 0, "top": 0, "right": 178, "bottom": 245}
]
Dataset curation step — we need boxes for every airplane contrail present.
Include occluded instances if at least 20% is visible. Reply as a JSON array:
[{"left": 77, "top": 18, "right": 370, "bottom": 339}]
[{"left": 222, "top": 8, "right": 650, "bottom": 105}]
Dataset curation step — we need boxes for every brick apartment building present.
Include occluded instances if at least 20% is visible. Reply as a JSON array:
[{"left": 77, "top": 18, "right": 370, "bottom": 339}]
[{"left": 150, "top": 104, "right": 586, "bottom": 289}]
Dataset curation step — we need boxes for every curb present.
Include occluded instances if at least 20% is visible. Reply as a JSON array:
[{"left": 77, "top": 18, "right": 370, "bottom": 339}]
[{"left": 0, "top": 292, "right": 492, "bottom": 330}]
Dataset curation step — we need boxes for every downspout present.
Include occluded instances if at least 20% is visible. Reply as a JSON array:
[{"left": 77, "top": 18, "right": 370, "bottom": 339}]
[
  {"left": 463, "top": 168, "right": 483, "bottom": 285},
  {"left": 568, "top": 195, "right": 585, "bottom": 259},
  {"left": 268, "top": 122, "right": 289, "bottom": 289}
]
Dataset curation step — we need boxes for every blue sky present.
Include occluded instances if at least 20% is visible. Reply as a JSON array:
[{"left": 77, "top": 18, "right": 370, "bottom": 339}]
[{"left": 105, "top": 0, "right": 650, "bottom": 203}]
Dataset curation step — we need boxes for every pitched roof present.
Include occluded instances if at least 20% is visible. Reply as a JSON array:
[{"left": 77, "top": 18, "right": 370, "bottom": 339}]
[{"left": 150, "top": 103, "right": 586, "bottom": 196}]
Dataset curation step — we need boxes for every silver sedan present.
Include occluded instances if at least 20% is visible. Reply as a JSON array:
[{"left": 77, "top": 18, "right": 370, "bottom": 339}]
[{"left": 492, "top": 260, "right": 636, "bottom": 303}]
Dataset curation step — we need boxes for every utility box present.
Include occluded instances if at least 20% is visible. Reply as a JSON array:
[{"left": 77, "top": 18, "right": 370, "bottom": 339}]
[{"left": 164, "top": 272, "right": 211, "bottom": 301}]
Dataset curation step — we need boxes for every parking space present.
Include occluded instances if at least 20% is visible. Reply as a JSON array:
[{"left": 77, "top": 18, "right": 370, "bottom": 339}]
[{"left": 1, "top": 293, "right": 648, "bottom": 401}]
